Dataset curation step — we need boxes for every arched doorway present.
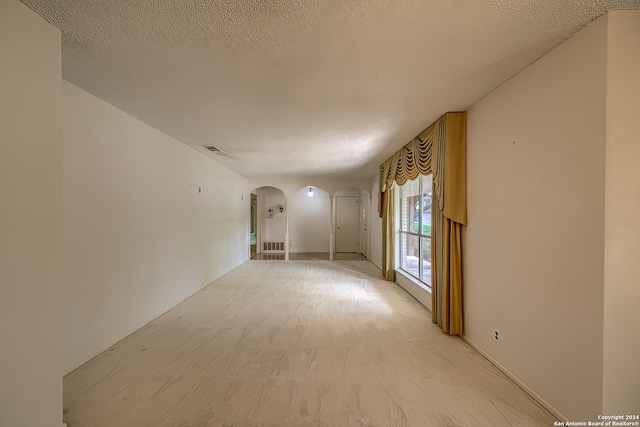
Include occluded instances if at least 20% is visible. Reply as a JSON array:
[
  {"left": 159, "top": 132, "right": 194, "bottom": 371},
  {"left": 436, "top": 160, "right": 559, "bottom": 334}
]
[{"left": 250, "top": 186, "right": 286, "bottom": 260}]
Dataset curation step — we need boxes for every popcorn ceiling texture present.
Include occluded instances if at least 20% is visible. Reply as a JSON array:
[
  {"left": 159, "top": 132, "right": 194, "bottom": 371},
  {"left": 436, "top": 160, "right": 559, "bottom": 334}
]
[
  {"left": 24, "top": 1, "right": 400, "bottom": 52},
  {"left": 21, "top": 0, "right": 640, "bottom": 178},
  {"left": 23, "top": 0, "right": 639, "bottom": 52}
]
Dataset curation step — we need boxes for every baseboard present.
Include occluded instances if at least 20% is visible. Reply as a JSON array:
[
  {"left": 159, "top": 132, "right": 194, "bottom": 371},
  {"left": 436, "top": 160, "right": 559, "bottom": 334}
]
[{"left": 462, "top": 335, "right": 568, "bottom": 422}]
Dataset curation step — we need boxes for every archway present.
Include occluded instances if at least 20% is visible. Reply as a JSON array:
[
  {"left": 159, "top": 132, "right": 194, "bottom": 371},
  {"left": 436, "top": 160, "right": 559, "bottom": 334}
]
[{"left": 250, "top": 186, "right": 286, "bottom": 260}]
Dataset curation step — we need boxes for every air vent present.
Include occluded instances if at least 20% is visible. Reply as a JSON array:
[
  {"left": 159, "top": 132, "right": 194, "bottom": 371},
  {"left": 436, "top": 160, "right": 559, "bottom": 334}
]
[
  {"left": 205, "top": 145, "right": 225, "bottom": 154},
  {"left": 263, "top": 242, "right": 285, "bottom": 252}
]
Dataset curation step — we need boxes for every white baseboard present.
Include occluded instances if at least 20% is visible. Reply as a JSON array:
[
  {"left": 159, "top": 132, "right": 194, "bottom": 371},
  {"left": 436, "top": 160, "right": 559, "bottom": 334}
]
[{"left": 462, "top": 335, "right": 568, "bottom": 422}]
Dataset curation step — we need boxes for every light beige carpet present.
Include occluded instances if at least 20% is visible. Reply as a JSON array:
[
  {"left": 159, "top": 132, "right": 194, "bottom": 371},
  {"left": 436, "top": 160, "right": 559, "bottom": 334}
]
[{"left": 63, "top": 260, "right": 556, "bottom": 426}]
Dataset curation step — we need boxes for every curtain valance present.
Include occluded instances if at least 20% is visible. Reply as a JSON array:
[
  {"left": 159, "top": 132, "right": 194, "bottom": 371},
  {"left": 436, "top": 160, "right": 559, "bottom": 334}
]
[{"left": 378, "top": 112, "right": 466, "bottom": 225}]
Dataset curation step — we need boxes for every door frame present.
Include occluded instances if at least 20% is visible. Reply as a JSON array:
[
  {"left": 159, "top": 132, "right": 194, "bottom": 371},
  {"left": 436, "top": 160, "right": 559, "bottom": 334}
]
[{"left": 335, "top": 195, "right": 359, "bottom": 253}]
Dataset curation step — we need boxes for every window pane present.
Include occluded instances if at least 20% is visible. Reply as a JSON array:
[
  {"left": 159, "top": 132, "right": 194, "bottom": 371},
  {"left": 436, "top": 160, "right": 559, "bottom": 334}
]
[
  {"left": 400, "top": 232, "right": 419, "bottom": 278},
  {"left": 421, "top": 236, "right": 432, "bottom": 286},
  {"left": 401, "top": 198, "right": 421, "bottom": 232},
  {"left": 400, "top": 178, "right": 420, "bottom": 198},
  {"left": 420, "top": 174, "right": 432, "bottom": 191},
  {"left": 421, "top": 175, "right": 432, "bottom": 236},
  {"left": 399, "top": 178, "right": 420, "bottom": 233},
  {"left": 400, "top": 195, "right": 411, "bottom": 232},
  {"left": 395, "top": 176, "right": 433, "bottom": 289}
]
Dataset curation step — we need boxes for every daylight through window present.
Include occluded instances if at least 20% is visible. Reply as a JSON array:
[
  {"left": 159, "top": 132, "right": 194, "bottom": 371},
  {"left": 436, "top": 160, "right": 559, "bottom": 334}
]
[{"left": 396, "top": 174, "right": 432, "bottom": 287}]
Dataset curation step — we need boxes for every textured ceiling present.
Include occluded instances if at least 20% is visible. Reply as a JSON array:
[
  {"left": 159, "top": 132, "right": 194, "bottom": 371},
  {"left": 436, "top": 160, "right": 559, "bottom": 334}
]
[{"left": 21, "top": 0, "right": 640, "bottom": 179}]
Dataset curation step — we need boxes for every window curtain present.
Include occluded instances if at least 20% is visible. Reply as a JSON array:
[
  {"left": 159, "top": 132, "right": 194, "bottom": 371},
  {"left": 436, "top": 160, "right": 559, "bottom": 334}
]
[
  {"left": 380, "top": 185, "right": 395, "bottom": 281},
  {"left": 378, "top": 112, "right": 466, "bottom": 335}
]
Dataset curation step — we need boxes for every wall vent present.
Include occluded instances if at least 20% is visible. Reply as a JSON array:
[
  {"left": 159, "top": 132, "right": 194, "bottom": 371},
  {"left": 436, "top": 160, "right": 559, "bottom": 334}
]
[
  {"left": 263, "top": 242, "right": 284, "bottom": 252},
  {"left": 204, "top": 145, "right": 225, "bottom": 154}
]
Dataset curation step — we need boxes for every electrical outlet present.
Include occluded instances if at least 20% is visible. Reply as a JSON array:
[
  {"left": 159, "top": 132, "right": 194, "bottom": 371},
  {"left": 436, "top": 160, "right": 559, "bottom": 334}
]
[{"left": 494, "top": 329, "right": 500, "bottom": 343}]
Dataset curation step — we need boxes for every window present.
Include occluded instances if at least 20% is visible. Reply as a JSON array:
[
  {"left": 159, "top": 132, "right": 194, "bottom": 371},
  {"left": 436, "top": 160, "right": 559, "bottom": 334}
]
[{"left": 396, "top": 175, "right": 432, "bottom": 287}]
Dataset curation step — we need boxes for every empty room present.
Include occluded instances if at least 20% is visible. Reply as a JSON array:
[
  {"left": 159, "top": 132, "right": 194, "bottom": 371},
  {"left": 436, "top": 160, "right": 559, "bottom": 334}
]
[{"left": 1, "top": 1, "right": 639, "bottom": 426}]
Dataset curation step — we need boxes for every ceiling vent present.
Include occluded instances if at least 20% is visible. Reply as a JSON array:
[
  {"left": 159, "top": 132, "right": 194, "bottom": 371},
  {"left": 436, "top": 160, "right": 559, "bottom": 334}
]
[{"left": 204, "top": 145, "right": 225, "bottom": 154}]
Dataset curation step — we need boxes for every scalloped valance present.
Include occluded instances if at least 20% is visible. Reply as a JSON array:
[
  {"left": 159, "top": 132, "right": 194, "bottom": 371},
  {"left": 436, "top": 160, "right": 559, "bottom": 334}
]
[{"left": 378, "top": 112, "right": 466, "bottom": 225}]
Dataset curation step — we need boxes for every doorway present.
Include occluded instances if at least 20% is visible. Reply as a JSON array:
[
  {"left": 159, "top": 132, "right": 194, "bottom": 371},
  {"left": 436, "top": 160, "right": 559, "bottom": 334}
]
[
  {"left": 359, "top": 194, "right": 369, "bottom": 258},
  {"left": 250, "top": 186, "right": 286, "bottom": 260},
  {"left": 250, "top": 193, "right": 257, "bottom": 258},
  {"left": 335, "top": 196, "right": 358, "bottom": 253}
]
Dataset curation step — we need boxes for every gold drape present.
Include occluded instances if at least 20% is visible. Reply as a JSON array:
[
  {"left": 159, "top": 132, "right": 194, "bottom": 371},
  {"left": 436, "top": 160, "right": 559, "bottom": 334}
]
[
  {"left": 381, "top": 186, "right": 395, "bottom": 281},
  {"left": 431, "top": 192, "right": 464, "bottom": 334},
  {"left": 378, "top": 112, "right": 466, "bottom": 335}
]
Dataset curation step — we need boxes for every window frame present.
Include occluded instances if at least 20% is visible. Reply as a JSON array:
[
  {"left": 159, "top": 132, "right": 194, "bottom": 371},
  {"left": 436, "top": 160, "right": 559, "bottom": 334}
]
[{"left": 395, "top": 175, "right": 432, "bottom": 289}]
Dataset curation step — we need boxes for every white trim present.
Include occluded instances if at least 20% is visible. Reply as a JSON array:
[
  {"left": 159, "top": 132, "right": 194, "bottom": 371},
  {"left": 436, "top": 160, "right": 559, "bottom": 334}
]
[
  {"left": 462, "top": 335, "right": 567, "bottom": 422},
  {"left": 394, "top": 269, "right": 432, "bottom": 312}
]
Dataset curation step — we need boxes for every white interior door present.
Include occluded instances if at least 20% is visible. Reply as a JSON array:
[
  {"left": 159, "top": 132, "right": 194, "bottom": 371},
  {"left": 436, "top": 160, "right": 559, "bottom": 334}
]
[
  {"left": 359, "top": 197, "right": 369, "bottom": 257},
  {"left": 335, "top": 196, "right": 358, "bottom": 252}
]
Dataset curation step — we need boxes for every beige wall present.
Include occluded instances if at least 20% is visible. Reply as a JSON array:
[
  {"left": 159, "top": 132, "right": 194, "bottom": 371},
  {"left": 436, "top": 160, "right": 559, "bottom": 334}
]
[
  {"left": 0, "top": 1, "right": 63, "bottom": 425},
  {"left": 63, "top": 81, "right": 249, "bottom": 374},
  {"left": 287, "top": 187, "right": 332, "bottom": 253},
  {"left": 603, "top": 10, "right": 640, "bottom": 414},
  {"left": 257, "top": 187, "right": 287, "bottom": 245},
  {"left": 247, "top": 176, "right": 372, "bottom": 197},
  {"left": 464, "top": 16, "right": 608, "bottom": 420}
]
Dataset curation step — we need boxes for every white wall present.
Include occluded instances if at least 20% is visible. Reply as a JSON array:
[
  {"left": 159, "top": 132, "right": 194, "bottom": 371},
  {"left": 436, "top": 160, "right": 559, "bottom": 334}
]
[
  {"left": 335, "top": 188, "right": 362, "bottom": 197},
  {"left": 464, "top": 16, "right": 608, "bottom": 421},
  {"left": 260, "top": 187, "right": 287, "bottom": 244},
  {"left": 288, "top": 187, "right": 331, "bottom": 253},
  {"left": 63, "top": 81, "right": 248, "bottom": 374},
  {"left": 603, "top": 11, "right": 640, "bottom": 414},
  {"left": 0, "top": 1, "right": 63, "bottom": 426},
  {"left": 248, "top": 176, "right": 371, "bottom": 197}
]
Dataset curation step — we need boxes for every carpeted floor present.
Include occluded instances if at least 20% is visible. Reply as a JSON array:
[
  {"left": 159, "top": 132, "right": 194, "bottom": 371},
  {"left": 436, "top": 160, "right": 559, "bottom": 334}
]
[{"left": 63, "top": 260, "right": 556, "bottom": 426}]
